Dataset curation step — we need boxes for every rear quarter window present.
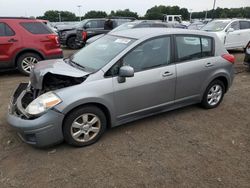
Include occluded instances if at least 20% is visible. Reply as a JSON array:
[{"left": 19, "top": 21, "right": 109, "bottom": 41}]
[{"left": 20, "top": 22, "right": 53, "bottom": 34}]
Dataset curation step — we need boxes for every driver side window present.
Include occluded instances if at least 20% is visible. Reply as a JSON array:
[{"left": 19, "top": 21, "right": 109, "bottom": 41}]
[
  {"left": 229, "top": 21, "right": 240, "bottom": 31},
  {"left": 123, "top": 36, "right": 171, "bottom": 72}
]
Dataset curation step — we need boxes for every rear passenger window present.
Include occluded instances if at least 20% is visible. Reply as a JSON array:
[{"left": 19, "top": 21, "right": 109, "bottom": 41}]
[
  {"left": 240, "top": 21, "right": 250, "bottom": 30},
  {"left": 0, "top": 23, "right": 15, "bottom": 36},
  {"left": 20, "top": 22, "right": 53, "bottom": 34},
  {"left": 176, "top": 36, "right": 214, "bottom": 61},
  {"left": 176, "top": 36, "right": 202, "bottom": 61}
]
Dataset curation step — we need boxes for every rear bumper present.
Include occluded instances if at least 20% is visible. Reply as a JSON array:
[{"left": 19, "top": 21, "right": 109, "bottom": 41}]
[{"left": 7, "top": 83, "right": 64, "bottom": 147}]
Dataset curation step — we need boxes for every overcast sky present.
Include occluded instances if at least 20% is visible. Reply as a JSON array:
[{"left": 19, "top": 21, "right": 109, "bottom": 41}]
[{"left": 0, "top": 0, "right": 249, "bottom": 17}]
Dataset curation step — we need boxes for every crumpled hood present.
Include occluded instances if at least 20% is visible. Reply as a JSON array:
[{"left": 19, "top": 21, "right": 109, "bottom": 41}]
[{"left": 30, "top": 59, "right": 89, "bottom": 89}]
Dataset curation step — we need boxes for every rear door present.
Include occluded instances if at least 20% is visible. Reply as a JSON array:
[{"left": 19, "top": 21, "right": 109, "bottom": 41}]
[
  {"left": 0, "top": 22, "right": 20, "bottom": 68},
  {"left": 175, "top": 35, "right": 215, "bottom": 103}
]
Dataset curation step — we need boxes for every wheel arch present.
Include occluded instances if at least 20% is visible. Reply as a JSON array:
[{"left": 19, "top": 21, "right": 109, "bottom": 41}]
[
  {"left": 62, "top": 102, "right": 112, "bottom": 129},
  {"left": 14, "top": 48, "right": 45, "bottom": 66}
]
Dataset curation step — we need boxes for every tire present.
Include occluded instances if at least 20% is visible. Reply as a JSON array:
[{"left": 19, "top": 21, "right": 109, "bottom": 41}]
[
  {"left": 17, "top": 52, "right": 42, "bottom": 76},
  {"left": 63, "top": 106, "right": 107, "bottom": 147},
  {"left": 66, "top": 36, "right": 77, "bottom": 49},
  {"left": 201, "top": 80, "right": 225, "bottom": 109}
]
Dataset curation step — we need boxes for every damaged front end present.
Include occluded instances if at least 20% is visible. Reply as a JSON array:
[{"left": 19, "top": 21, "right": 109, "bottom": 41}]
[
  {"left": 9, "top": 59, "right": 90, "bottom": 119},
  {"left": 10, "top": 74, "right": 88, "bottom": 120}
]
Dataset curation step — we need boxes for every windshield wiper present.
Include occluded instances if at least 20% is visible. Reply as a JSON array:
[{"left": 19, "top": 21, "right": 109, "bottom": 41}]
[{"left": 64, "top": 58, "right": 85, "bottom": 70}]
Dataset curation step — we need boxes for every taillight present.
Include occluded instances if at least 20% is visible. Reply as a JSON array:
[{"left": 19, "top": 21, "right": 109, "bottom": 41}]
[
  {"left": 47, "top": 35, "right": 59, "bottom": 44},
  {"left": 82, "top": 31, "right": 87, "bottom": 42},
  {"left": 222, "top": 54, "right": 235, "bottom": 64}
]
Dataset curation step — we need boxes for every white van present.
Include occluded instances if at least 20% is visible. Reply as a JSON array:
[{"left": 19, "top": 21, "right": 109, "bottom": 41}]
[{"left": 202, "top": 19, "right": 250, "bottom": 50}]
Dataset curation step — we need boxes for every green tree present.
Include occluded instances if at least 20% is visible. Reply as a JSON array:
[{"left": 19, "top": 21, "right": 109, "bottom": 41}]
[
  {"left": 37, "top": 10, "right": 77, "bottom": 22},
  {"left": 145, "top": 5, "right": 189, "bottom": 20},
  {"left": 109, "top": 9, "right": 139, "bottom": 19},
  {"left": 84, "top": 11, "right": 107, "bottom": 19}
]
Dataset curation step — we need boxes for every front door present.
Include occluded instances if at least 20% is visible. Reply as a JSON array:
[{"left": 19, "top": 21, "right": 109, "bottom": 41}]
[
  {"left": 225, "top": 21, "right": 242, "bottom": 49},
  {"left": 112, "top": 36, "right": 176, "bottom": 121}
]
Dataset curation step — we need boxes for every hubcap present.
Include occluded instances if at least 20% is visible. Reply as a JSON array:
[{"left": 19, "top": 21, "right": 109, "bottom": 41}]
[
  {"left": 207, "top": 84, "right": 222, "bottom": 106},
  {"left": 21, "top": 57, "right": 38, "bottom": 73},
  {"left": 71, "top": 113, "right": 101, "bottom": 143}
]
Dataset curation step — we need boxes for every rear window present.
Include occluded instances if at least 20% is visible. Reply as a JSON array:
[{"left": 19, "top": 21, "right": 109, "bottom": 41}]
[
  {"left": 20, "top": 22, "right": 53, "bottom": 34},
  {"left": 0, "top": 23, "right": 15, "bottom": 36}
]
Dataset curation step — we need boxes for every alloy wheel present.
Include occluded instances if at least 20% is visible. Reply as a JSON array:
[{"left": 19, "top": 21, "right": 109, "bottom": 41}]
[
  {"left": 207, "top": 84, "right": 223, "bottom": 106},
  {"left": 21, "top": 57, "right": 38, "bottom": 73},
  {"left": 70, "top": 113, "right": 101, "bottom": 143}
]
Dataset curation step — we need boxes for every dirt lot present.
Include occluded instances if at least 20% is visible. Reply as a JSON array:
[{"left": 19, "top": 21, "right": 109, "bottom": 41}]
[{"left": 0, "top": 50, "right": 249, "bottom": 188}]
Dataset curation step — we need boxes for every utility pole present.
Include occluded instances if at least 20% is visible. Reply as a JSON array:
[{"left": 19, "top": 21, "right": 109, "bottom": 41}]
[
  {"left": 77, "top": 5, "right": 82, "bottom": 21},
  {"left": 189, "top": 9, "right": 193, "bottom": 22},
  {"left": 212, "top": 0, "right": 216, "bottom": 19},
  {"left": 205, "top": 9, "right": 208, "bottom": 19},
  {"left": 58, "top": 12, "right": 61, "bottom": 22}
]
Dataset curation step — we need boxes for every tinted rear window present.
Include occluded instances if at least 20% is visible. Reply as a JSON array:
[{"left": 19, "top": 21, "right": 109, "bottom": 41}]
[{"left": 20, "top": 22, "right": 53, "bottom": 34}]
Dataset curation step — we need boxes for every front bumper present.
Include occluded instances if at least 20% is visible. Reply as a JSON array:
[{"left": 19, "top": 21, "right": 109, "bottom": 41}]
[
  {"left": 244, "top": 53, "right": 250, "bottom": 66},
  {"left": 7, "top": 83, "right": 65, "bottom": 147}
]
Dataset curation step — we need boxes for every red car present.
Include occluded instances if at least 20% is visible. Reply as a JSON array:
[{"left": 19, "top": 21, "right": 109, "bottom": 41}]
[{"left": 0, "top": 17, "right": 63, "bottom": 75}]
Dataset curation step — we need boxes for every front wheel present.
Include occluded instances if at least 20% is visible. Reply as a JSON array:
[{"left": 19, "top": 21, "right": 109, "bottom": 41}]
[
  {"left": 201, "top": 80, "right": 225, "bottom": 109},
  {"left": 63, "top": 106, "right": 107, "bottom": 147}
]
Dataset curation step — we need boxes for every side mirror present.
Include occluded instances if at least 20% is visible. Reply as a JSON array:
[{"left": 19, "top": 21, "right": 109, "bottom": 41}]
[
  {"left": 227, "top": 28, "right": 234, "bottom": 33},
  {"left": 118, "top": 65, "right": 134, "bottom": 83}
]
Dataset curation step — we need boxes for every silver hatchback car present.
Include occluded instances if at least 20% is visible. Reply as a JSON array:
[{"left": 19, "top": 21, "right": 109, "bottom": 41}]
[{"left": 7, "top": 28, "right": 235, "bottom": 147}]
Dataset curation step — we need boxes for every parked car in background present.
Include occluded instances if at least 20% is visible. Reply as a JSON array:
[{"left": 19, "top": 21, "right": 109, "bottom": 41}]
[
  {"left": 7, "top": 28, "right": 234, "bottom": 147},
  {"left": 85, "top": 20, "right": 175, "bottom": 45},
  {"left": 188, "top": 21, "right": 206, "bottom": 30},
  {"left": 0, "top": 17, "right": 63, "bottom": 75},
  {"left": 75, "top": 18, "right": 135, "bottom": 48},
  {"left": 244, "top": 41, "right": 250, "bottom": 69},
  {"left": 201, "top": 19, "right": 250, "bottom": 50},
  {"left": 59, "top": 18, "right": 134, "bottom": 49}
]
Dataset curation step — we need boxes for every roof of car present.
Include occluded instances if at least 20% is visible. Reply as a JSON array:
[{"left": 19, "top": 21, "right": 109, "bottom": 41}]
[{"left": 110, "top": 28, "right": 216, "bottom": 40}]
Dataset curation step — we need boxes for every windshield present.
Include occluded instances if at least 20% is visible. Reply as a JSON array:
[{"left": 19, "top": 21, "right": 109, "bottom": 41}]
[
  {"left": 201, "top": 20, "right": 230, "bottom": 32},
  {"left": 71, "top": 35, "right": 135, "bottom": 71},
  {"left": 75, "top": 20, "right": 88, "bottom": 28},
  {"left": 111, "top": 22, "right": 139, "bottom": 33}
]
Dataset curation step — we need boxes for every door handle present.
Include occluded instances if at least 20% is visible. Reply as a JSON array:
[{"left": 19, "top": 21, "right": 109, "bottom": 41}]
[
  {"left": 8, "top": 38, "right": 18, "bottom": 43},
  {"left": 162, "top": 71, "right": 173, "bottom": 77},
  {"left": 205, "top": 62, "right": 214, "bottom": 68}
]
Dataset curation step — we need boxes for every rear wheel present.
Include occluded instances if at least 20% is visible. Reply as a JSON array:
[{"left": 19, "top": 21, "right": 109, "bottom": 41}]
[
  {"left": 201, "top": 80, "right": 225, "bottom": 109},
  {"left": 17, "top": 53, "right": 41, "bottom": 76},
  {"left": 63, "top": 106, "right": 107, "bottom": 147},
  {"left": 66, "top": 36, "right": 77, "bottom": 49}
]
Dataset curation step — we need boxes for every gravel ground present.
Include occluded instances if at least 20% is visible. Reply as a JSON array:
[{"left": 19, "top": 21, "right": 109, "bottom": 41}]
[{"left": 0, "top": 50, "right": 249, "bottom": 188}]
